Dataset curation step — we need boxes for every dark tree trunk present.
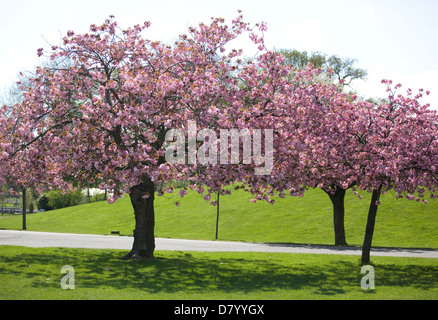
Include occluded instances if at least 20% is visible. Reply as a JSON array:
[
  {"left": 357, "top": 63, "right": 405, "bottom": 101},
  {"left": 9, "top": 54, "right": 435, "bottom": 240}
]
[
  {"left": 22, "top": 187, "right": 27, "bottom": 230},
  {"left": 123, "top": 178, "right": 155, "bottom": 259},
  {"left": 325, "top": 187, "right": 348, "bottom": 246},
  {"left": 361, "top": 185, "right": 382, "bottom": 264}
]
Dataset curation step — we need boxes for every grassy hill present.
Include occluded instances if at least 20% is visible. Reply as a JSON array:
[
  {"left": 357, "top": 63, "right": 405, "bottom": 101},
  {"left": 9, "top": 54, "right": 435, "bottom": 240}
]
[{"left": 1, "top": 187, "right": 437, "bottom": 249}]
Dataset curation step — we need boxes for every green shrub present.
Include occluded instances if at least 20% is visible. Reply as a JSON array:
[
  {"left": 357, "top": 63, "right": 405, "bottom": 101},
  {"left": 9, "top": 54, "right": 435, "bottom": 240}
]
[
  {"left": 37, "top": 195, "right": 52, "bottom": 211},
  {"left": 42, "top": 190, "right": 84, "bottom": 210}
]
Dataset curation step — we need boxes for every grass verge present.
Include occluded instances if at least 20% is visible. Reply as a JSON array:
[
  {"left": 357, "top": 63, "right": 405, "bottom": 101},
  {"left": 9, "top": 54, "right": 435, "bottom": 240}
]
[
  {"left": 1, "top": 188, "right": 437, "bottom": 249},
  {"left": 0, "top": 246, "right": 437, "bottom": 300}
]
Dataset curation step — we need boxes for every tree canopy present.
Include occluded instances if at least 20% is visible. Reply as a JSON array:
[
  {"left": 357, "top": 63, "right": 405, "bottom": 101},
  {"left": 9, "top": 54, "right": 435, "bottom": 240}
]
[{"left": 275, "top": 48, "right": 368, "bottom": 87}]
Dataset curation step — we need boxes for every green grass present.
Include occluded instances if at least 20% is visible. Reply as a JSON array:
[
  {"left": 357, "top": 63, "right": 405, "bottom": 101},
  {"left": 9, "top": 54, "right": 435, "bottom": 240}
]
[
  {"left": 0, "top": 245, "right": 437, "bottom": 300},
  {"left": 1, "top": 188, "right": 437, "bottom": 249},
  {"left": 1, "top": 188, "right": 437, "bottom": 300}
]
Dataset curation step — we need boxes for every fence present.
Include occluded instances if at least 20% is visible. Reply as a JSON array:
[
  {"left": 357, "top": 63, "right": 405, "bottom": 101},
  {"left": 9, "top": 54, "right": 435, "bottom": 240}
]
[{"left": 1, "top": 207, "right": 23, "bottom": 215}]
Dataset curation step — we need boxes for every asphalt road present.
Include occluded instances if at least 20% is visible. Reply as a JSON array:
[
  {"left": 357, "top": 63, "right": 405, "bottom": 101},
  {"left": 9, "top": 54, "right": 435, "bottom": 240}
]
[{"left": 1, "top": 230, "right": 438, "bottom": 258}]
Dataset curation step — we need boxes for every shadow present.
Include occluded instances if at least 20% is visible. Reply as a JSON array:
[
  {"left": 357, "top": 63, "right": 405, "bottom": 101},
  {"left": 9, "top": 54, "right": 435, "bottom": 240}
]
[
  {"left": 264, "top": 242, "right": 362, "bottom": 251},
  {"left": 262, "top": 242, "right": 438, "bottom": 258},
  {"left": 374, "top": 263, "right": 438, "bottom": 290},
  {"left": 264, "top": 241, "right": 438, "bottom": 251},
  {"left": 1, "top": 247, "right": 437, "bottom": 298},
  {"left": 369, "top": 245, "right": 438, "bottom": 252}
]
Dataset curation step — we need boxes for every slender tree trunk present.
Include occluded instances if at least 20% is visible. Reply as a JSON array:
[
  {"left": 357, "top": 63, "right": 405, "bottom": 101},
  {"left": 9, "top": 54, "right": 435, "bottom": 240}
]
[
  {"left": 215, "top": 193, "right": 220, "bottom": 240},
  {"left": 361, "top": 185, "right": 382, "bottom": 264},
  {"left": 22, "top": 187, "right": 27, "bottom": 230},
  {"left": 325, "top": 187, "right": 348, "bottom": 246},
  {"left": 123, "top": 178, "right": 155, "bottom": 259}
]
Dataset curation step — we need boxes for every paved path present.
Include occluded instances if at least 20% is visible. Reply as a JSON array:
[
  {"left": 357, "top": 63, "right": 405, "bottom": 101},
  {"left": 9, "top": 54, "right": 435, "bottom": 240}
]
[{"left": 1, "top": 230, "right": 437, "bottom": 258}]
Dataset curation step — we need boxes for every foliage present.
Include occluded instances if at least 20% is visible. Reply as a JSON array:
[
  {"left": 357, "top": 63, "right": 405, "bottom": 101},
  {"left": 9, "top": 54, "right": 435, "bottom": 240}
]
[
  {"left": 44, "top": 189, "right": 83, "bottom": 210},
  {"left": 0, "top": 13, "right": 279, "bottom": 204},
  {"left": 37, "top": 194, "right": 52, "bottom": 211},
  {"left": 276, "top": 48, "right": 327, "bottom": 69},
  {"left": 275, "top": 48, "right": 367, "bottom": 87}
]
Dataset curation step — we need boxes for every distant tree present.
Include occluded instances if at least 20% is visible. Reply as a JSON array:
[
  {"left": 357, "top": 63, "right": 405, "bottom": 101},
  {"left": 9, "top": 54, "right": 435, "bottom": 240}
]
[
  {"left": 0, "top": 75, "right": 29, "bottom": 107},
  {"left": 275, "top": 49, "right": 326, "bottom": 70},
  {"left": 326, "top": 55, "right": 368, "bottom": 87},
  {"left": 275, "top": 48, "right": 367, "bottom": 88}
]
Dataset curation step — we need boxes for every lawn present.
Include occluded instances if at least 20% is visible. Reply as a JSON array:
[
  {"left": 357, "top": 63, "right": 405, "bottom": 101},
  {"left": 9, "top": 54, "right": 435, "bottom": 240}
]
[
  {"left": 1, "top": 246, "right": 437, "bottom": 300},
  {"left": 1, "top": 188, "right": 437, "bottom": 301},
  {"left": 1, "top": 187, "right": 437, "bottom": 249}
]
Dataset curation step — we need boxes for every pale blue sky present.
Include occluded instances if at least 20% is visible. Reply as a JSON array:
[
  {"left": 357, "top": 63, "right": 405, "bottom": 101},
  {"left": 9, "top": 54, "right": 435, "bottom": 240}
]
[{"left": 1, "top": 0, "right": 437, "bottom": 107}]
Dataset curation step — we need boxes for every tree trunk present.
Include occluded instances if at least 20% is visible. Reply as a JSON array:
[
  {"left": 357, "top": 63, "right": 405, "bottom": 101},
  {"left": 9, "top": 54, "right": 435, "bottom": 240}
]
[
  {"left": 123, "top": 178, "right": 155, "bottom": 259},
  {"left": 215, "top": 193, "right": 220, "bottom": 240},
  {"left": 325, "top": 187, "right": 348, "bottom": 246},
  {"left": 361, "top": 185, "right": 382, "bottom": 264},
  {"left": 22, "top": 187, "right": 27, "bottom": 230}
]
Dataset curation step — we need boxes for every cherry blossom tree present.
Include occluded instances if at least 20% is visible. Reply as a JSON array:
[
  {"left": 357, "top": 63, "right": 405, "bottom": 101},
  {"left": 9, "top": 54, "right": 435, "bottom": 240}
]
[
  {"left": 1, "top": 14, "right": 273, "bottom": 259},
  {"left": 261, "top": 63, "right": 372, "bottom": 247},
  {"left": 237, "top": 69, "right": 438, "bottom": 259},
  {"left": 356, "top": 81, "right": 438, "bottom": 263},
  {"left": 0, "top": 104, "right": 33, "bottom": 229},
  {"left": 237, "top": 64, "right": 369, "bottom": 246},
  {"left": 0, "top": 105, "right": 10, "bottom": 185},
  {"left": 279, "top": 79, "right": 364, "bottom": 246}
]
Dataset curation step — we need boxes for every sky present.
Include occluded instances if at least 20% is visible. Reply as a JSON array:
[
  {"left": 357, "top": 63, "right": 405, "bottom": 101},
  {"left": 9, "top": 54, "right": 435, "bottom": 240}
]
[{"left": 1, "top": 0, "right": 438, "bottom": 108}]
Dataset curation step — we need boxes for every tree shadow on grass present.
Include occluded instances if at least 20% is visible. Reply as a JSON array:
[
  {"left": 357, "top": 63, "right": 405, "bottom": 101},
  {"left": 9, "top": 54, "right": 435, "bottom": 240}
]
[{"left": 1, "top": 248, "right": 437, "bottom": 298}]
